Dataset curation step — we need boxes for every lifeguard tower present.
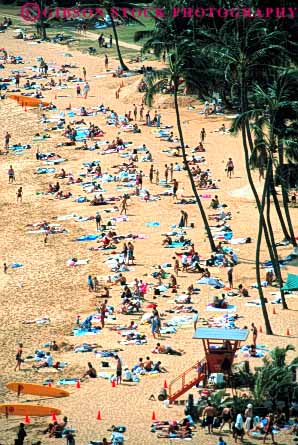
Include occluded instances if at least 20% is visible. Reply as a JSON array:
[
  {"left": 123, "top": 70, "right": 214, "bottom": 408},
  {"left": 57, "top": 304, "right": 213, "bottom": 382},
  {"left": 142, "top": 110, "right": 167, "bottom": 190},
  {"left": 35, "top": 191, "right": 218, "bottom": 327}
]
[{"left": 168, "top": 328, "right": 249, "bottom": 403}]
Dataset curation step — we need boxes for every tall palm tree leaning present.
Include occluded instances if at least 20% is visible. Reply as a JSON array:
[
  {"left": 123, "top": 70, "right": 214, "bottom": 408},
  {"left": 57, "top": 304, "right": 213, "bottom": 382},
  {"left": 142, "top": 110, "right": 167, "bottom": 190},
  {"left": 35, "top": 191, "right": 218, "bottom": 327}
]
[{"left": 144, "top": 49, "right": 216, "bottom": 252}]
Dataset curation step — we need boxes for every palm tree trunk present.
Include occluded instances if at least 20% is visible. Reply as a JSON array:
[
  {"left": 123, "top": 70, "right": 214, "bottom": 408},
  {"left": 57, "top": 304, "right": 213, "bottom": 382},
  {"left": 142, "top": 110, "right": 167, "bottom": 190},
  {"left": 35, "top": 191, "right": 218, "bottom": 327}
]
[
  {"left": 256, "top": 159, "right": 273, "bottom": 335},
  {"left": 270, "top": 182, "right": 291, "bottom": 242},
  {"left": 266, "top": 169, "right": 288, "bottom": 309},
  {"left": 109, "top": 12, "right": 128, "bottom": 71},
  {"left": 241, "top": 86, "right": 279, "bottom": 278},
  {"left": 277, "top": 140, "right": 297, "bottom": 249},
  {"left": 173, "top": 81, "right": 216, "bottom": 252}
]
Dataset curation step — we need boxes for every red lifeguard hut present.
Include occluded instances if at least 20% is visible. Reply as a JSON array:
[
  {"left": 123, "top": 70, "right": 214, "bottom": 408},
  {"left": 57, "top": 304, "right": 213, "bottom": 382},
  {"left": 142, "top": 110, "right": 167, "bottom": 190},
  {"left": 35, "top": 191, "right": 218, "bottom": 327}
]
[{"left": 168, "top": 328, "right": 249, "bottom": 403}]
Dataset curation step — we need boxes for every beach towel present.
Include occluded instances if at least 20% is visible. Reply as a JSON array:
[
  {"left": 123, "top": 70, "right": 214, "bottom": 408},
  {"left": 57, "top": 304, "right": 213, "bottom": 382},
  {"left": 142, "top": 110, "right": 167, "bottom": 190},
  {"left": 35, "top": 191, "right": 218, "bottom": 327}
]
[
  {"left": 10, "top": 262, "right": 23, "bottom": 268},
  {"left": 206, "top": 304, "right": 236, "bottom": 312},
  {"left": 57, "top": 378, "right": 79, "bottom": 385},
  {"left": 197, "top": 277, "right": 224, "bottom": 288},
  {"left": 146, "top": 221, "right": 160, "bottom": 227},
  {"left": 76, "top": 235, "right": 99, "bottom": 241},
  {"left": 67, "top": 259, "right": 89, "bottom": 266},
  {"left": 36, "top": 167, "right": 55, "bottom": 174},
  {"left": 73, "top": 328, "right": 101, "bottom": 336}
]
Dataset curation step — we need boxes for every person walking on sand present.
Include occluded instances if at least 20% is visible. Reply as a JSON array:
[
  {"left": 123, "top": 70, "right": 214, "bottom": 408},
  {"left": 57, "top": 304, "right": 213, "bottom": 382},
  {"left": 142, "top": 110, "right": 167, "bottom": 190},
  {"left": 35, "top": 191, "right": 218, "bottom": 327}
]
[
  {"left": 8, "top": 165, "right": 15, "bottom": 183},
  {"left": 16, "top": 187, "right": 23, "bottom": 203},
  {"left": 76, "top": 84, "right": 81, "bottom": 97},
  {"left": 115, "top": 355, "right": 122, "bottom": 384},
  {"left": 202, "top": 402, "right": 215, "bottom": 434},
  {"left": 104, "top": 54, "right": 109, "bottom": 71},
  {"left": 169, "top": 163, "right": 174, "bottom": 181},
  {"left": 251, "top": 323, "right": 258, "bottom": 347},
  {"left": 120, "top": 195, "right": 128, "bottom": 215},
  {"left": 15, "top": 343, "right": 23, "bottom": 371},
  {"left": 82, "top": 66, "right": 86, "bottom": 81},
  {"left": 193, "top": 310, "right": 199, "bottom": 331},
  {"left": 83, "top": 82, "right": 90, "bottom": 99},
  {"left": 226, "top": 157, "right": 234, "bottom": 178}
]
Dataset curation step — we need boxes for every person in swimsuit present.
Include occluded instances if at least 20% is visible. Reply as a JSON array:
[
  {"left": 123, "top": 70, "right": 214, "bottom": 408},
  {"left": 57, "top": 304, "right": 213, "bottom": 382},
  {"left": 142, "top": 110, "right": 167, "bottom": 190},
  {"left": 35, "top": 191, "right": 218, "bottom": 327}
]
[
  {"left": 202, "top": 402, "right": 215, "bottom": 434},
  {"left": 220, "top": 406, "right": 233, "bottom": 432},
  {"left": 263, "top": 414, "right": 276, "bottom": 444},
  {"left": 16, "top": 187, "right": 23, "bottom": 203},
  {"left": 115, "top": 355, "right": 122, "bottom": 384},
  {"left": 15, "top": 343, "right": 23, "bottom": 371},
  {"left": 82, "top": 362, "right": 97, "bottom": 379},
  {"left": 251, "top": 323, "right": 258, "bottom": 347},
  {"left": 8, "top": 165, "right": 15, "bottom": 183},
  {"left": 226, "top": 158, "right": 234, "bottom": 178}
]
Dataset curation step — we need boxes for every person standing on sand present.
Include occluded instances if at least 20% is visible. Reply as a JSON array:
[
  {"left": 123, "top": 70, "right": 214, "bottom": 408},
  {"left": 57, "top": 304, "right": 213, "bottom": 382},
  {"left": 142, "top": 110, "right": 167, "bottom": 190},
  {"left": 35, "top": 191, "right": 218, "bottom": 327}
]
[
  {"left": 15, "top": 343, "right": 23, "bottom": 371},
  {"left": 251, "top": 323, "right": 258, "bottom": 347},
  {"left": 82, "top": 66, "right": 86, "bottom": 81},
  {"left": 115, "top": 355, "right": 122, "bottom": 384},
  {"left": 104, "top": 54, "right": 109, "bottom": 71},
  {"left": 133, "top": 104, "right": 137, "bottom": 121},
  {"left": 227, "top": 265, "right": 233, "bottom": 288},
  {"left": 149, "top": 164, "right": 154, "bottom": 183},
  {"left": 16, "top": 187, "right": 22, "bottom": 203},
  {"left": 83, "top": 82, "right": 90, "bottom": 99},
  {"left": 172, "top": 179, "right": 178, "bottom": 199},
  {"left": 76, "top": 84, "right": 81, "bottom": 97},
  {"left": 4, "top": 263, "right": 8, "bottom": 274},
  {"left": 164, "top": 164, "right": 169, "bottom": 184},
  {"left": 96, "top": 212, "right": 101, "bottom": 231},
  {"left": 169, "top": 163, "right": 174, "bottom": 181},
  {"left": 226, "top": 157, "right": 234, "bottom": 178},
  {"left": 200, "top": 127, "right": 206, "bottom": 143},
  {"left": 100, "top": 299, "right": 107, "bottom": 328},
  {"left": 8, "top": 165, "right": 15, "bottom": 183},
  {"left": 4, "top": 131, "right": 11, "bottom": 150},
  {"left": 155, "top": 168, "right": 159, "bottom": 185},
  {"left": 88, "top": 275, "right": 94, "bottom": 292},
  {"left": 16, "top": 423, "right": 27, "bottom": 445},
  {"left": 139, "top": 104, "right": 144, "bottom": 121}
]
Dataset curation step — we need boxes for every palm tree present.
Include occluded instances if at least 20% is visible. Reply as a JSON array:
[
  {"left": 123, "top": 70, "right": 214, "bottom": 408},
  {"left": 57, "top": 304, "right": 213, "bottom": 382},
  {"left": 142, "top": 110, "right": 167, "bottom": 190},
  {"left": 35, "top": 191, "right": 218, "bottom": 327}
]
[{"left": 144, "top": 49, "right": 216, "bottom": 252}]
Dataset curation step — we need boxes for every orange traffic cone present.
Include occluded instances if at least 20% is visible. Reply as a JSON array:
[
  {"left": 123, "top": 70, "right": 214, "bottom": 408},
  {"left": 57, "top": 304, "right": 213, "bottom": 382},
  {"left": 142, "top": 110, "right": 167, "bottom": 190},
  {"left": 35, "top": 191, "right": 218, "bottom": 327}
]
[
  {"left": 52, "top": 412, "right": 57, "bottom": 422},
  {"left": 96, "top": 410, "right": 102, "bottom": 420},
  {"left": 273, "top": 307, "right": 277, "bottom": 315},
  {"left": 259, "top": 326, "right": 263, "bottom": 333},
  {"left": 25, "top": 415, "right": 30, "bottom": 424},
  {"left": 163, "top": 380, "right": 168, "bottom": 389},
  {"left": 286, "top": 328, "right": 290, "bottom": 336},
  {"left": 76, "top": 380, "right": 81, "bottom": 389},
  {"left": 111, "top": 380, "right": 116, "bottom": 388},
  {"left": 152, "top": 411, "right": 156, "bottom": 421}
]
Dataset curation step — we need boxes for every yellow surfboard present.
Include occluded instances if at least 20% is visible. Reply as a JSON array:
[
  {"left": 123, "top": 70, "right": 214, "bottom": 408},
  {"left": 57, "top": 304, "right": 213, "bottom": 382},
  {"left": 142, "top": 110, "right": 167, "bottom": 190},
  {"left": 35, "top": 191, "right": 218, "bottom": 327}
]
[
  {"left": 0, "top": 404, "right": 61, "bottom": 417},
  {"left": 7, "top": 382, "right": 69, "bottom": 398}
]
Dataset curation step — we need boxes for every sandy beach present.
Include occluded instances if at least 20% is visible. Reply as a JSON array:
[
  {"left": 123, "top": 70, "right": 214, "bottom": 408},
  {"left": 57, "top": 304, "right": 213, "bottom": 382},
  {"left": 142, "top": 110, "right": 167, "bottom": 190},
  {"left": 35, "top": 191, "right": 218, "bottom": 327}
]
[{"left": 0, "top": 28, "right": 297, "bottom": 445}]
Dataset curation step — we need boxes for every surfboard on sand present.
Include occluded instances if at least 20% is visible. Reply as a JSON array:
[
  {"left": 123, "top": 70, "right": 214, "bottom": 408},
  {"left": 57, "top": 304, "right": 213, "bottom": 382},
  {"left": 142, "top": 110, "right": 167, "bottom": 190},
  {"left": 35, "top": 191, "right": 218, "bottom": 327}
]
[
  {"left": 0, "top": 404, "right": 61, "bottom": 417},
  {"left": 7, "top": 382, "right": 69, "bottom": 398}
]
